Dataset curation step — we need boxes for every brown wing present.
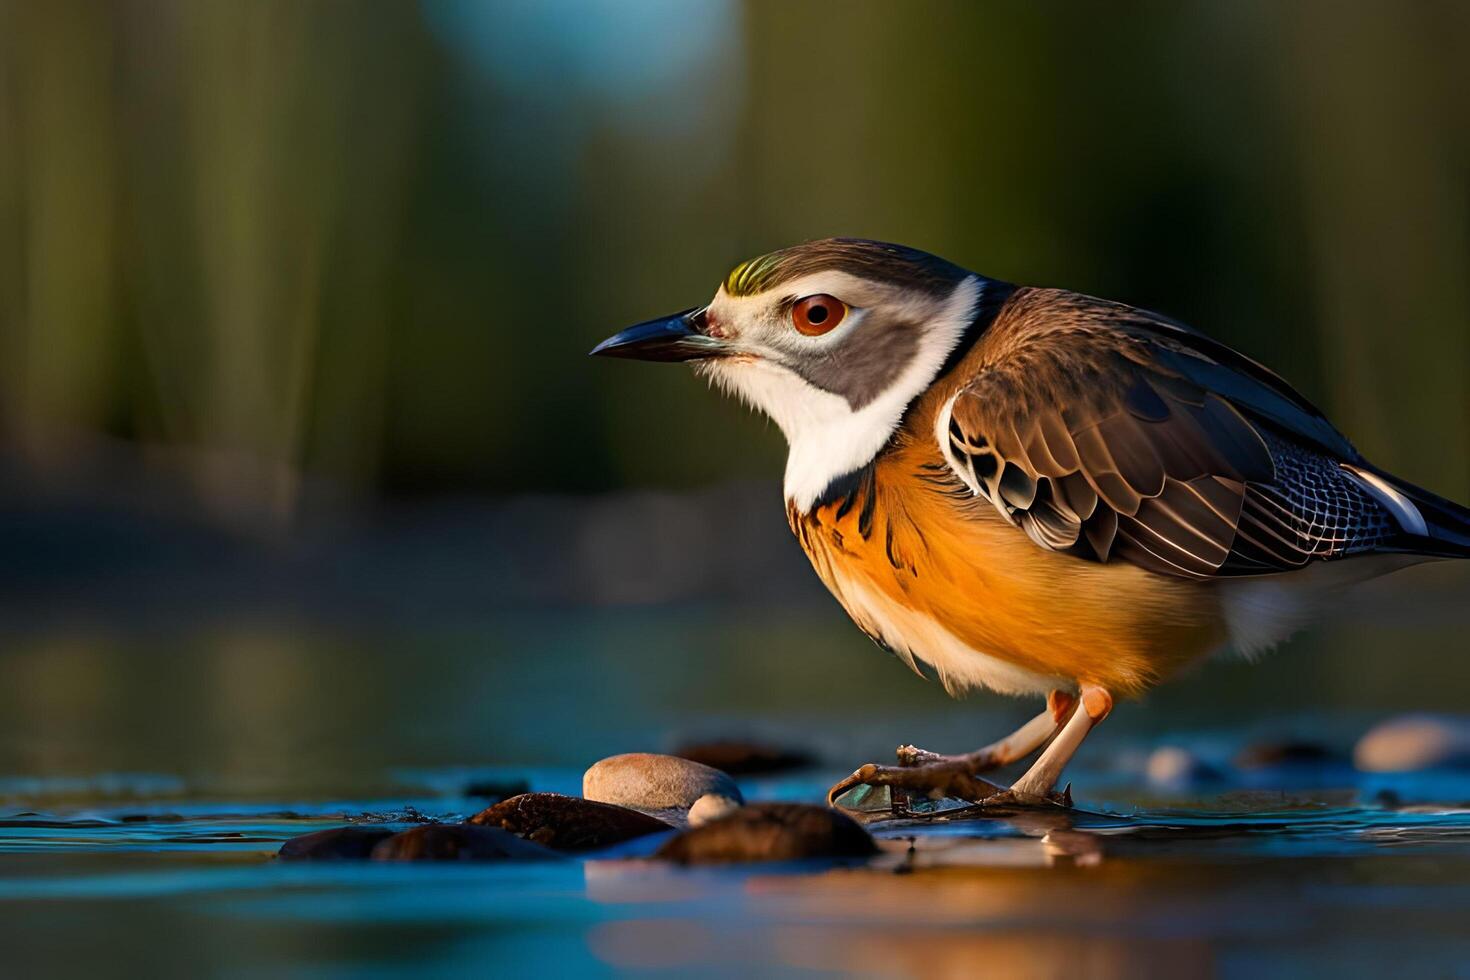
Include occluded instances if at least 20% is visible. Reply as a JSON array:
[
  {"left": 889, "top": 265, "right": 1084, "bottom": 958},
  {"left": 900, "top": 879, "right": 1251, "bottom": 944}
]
[{"left": 941, "top": 289, "right": 1400, "bottom": 578}]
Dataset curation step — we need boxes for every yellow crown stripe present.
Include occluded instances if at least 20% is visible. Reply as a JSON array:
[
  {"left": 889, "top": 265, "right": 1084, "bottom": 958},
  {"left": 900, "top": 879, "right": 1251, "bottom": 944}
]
[{"left": 725, "top": 253, "right": 784, "bottom": 296}]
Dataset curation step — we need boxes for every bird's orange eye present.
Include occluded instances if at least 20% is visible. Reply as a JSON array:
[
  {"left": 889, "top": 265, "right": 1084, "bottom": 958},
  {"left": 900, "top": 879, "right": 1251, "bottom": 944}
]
[{"left": 791, "top": 294, "right": 847, "bottom": 336}]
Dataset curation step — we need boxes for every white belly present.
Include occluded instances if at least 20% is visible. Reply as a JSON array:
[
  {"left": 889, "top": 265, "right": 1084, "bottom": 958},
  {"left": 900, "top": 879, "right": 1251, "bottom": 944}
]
[{"left": 834, "top": 572, "right": 1063, "bottom": 698}]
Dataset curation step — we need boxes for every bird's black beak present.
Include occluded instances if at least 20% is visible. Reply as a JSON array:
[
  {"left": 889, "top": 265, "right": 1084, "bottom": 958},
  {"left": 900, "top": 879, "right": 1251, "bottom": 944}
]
[{"left": 588, "top": 307, "right": 728, "bottom": 362}]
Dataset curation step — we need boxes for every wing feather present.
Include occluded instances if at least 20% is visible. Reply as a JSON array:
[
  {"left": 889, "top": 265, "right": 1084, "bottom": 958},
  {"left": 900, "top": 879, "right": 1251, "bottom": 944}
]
[{"left": 940, "top": 289, "right": 1399, "bottom": 579}]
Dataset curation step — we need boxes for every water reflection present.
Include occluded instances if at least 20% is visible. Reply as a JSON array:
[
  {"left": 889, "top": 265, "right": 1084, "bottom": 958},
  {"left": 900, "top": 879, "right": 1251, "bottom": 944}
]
[{"left": 4, "top": 773, "right": 1470, "bottom": 976}]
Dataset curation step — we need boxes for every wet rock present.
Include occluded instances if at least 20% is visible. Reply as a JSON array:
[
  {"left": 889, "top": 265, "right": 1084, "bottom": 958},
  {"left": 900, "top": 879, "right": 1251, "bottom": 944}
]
[
  {"left": 687, "top": 793, "right": 742, "bottom": 827},
  {"left": 277, "top": 826, "right": 396, "bottom": 860},
  {"left": 468, "top": 792, "right": 671, "bottom": 850},
  {"left": 462, "top": 778, "right": 531, "bottom": 803},
  {"left": 1146, "top": 746, "right": 1225, "bottom": 786},
  {"left": 584, "top": 753, "right": 743, "bottom": 812},
  {"left": 370, "top": 824, "right": 561, "bottom": 861},
  {"left": 1355, "top": 715, "right": 1470, "bottom": 772},
  {"left": 1234, "top": 740, "right": 1342, "bottom": 770},
  {"left": 655, "top": 802, "right": 878, "bottom": 865},
  {"left": 672, "top": 739, "right": 815, "bottom": 776}
]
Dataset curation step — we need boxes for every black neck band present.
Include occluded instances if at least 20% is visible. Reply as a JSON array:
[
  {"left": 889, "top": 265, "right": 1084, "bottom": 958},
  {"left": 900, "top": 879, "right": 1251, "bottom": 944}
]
[
  {"left": 804, "top": 275, "right": 1015, "bottom": 514},
  {"left": 934, "top": 276, "right": 1015, "bottom": 384}
]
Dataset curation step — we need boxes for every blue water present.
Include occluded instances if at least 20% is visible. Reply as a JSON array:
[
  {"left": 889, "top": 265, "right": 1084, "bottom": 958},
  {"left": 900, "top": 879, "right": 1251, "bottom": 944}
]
[
  {"left": 4, "top": 613, "right": 1470, "bottom": 976},
  {"left": 4, "top": 763, "right": 1470, "bottom": 979}
]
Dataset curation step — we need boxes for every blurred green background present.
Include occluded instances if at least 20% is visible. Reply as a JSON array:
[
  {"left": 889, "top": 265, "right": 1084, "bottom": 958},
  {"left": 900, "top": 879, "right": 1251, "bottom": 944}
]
[{"left": 1, "top": 0, "right": 1468, "bottom": 790}]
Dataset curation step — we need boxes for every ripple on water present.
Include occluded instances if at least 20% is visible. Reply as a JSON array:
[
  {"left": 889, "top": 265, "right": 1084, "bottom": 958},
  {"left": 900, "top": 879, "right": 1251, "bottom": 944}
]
[{"left": 2, "top": 766, "right": 1470, "bottom": 977}]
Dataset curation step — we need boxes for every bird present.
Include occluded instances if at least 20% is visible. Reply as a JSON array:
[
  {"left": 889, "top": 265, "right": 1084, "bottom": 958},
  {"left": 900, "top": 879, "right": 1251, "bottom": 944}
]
[{"left": 590, "top": 238, "right": 1470, "bottom": 810}]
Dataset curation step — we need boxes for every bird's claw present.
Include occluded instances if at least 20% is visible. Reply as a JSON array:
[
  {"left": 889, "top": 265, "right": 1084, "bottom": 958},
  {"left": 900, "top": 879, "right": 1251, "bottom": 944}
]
[
  {"left": 825, "top": 764, "right": 882, "bottom": 808},
  {"left": 826, "top": 759, "right": 1007, "bottom": 810}
]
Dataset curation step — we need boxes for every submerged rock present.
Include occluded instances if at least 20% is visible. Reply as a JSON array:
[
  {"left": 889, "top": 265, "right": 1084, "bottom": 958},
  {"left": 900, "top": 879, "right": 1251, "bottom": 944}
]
[
  {"left": 1355, "top": 715, "right": 1470, "bottom": 772},
  {"left": 468, "top": 792, "right": 671, "bottom": 850},
  {"left": 1234, "top": 740, "right": 1342, "bottom": 770},
  {"left": 655, "top": 802, "right": 878, "bottom": 865},
  {"left": 277, "top": 826, "right": 396, "bottom": 860},
  {"left": 584, "top": 753, "right": 743, "bottom": 813},
  {"left": 370, "top": 824, "right": 561, "bottom": 861},
  {"left": 672, "top": 739, "right": 814, "bottom": 776}
]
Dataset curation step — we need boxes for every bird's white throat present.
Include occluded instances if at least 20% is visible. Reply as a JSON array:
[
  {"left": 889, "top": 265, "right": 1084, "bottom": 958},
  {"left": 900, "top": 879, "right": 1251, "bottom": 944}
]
[{"left": 701, "top": 276, "right": 980, "bottom": 512}]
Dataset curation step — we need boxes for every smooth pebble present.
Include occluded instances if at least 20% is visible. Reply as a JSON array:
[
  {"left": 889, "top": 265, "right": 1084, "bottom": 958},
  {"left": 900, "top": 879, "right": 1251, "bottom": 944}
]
[
  {"left": 1146, "top": 746, "right": 1224, "bottom": 786},
  {"left": 584, "top": 752, "right": 743, "bottom": 812},
  {"left": 1355, "top": 715, "right": 1470, "bottom": 772},
  {"left": 687, "top": 793, "right": 742, "bottom": 827}
]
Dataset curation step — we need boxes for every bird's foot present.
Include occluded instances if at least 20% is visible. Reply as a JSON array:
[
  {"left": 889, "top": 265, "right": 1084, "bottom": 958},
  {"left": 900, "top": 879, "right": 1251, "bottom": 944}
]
[
  {"left": 826, "top": 757, "right": 1007, "bottom": 809},
  {"left": 959, "top": 784, "right": 1074, "bottom": 811},
  {"left": 830, "top": 694, "right": 1090, "bottom": 813},
  {"left": 894, "top": 743, "right": 973, "bottom": 767}
]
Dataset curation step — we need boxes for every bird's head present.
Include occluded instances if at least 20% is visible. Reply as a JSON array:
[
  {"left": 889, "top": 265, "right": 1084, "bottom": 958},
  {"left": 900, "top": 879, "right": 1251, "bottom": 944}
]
[{"left": 592, "top": 238, "right": 994, "bottom": 510}]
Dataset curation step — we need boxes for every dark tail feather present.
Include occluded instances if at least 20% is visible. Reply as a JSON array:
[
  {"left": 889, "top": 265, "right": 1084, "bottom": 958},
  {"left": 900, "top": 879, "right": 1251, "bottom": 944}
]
[{"left": 1355, "top": 464, "right": 1470, "bottom": 559}]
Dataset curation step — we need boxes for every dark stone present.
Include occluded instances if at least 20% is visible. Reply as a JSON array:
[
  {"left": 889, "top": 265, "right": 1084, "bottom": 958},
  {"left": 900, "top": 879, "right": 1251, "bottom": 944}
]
[
  {"left": 672, "top": 739, "right": 815, "bottom": 776},
  {"left": 462, "top": 779, "right": 531, "bottom": 803},
  {"left": 277, "top": 826, "right": 396, "bottom": 860},
  {"left": 1234, "top": 740, "right": 1343, "bottom": 770},
  {"left": 370, "top": 823, "right": 561, "bottom": 862},
  {"left": 468, "top": 792, "right": 671, "bottom": 851},
  {"left": 655, "top": 802, "right": 879, "bottom": 865},
  {"left": 1373, "top": 789, "right": 1402, "bottom": 808}
]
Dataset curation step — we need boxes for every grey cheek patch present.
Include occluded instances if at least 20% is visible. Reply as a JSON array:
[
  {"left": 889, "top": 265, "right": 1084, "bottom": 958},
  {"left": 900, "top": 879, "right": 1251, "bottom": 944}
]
[{"left": 789, "top": 317, "right": 921, "bottom": 411}]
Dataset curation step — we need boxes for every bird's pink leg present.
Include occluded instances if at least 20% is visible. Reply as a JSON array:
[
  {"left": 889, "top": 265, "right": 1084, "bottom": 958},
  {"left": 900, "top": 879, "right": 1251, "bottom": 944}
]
[
  {"left": 826, "top": 691, "right": 1077, "bottom": 808},
  {"left": 1010, "top": 686, "right": 1113, "bottom": 799},
  {"left": 896, "top": 690, "right": 1077, "bottom": 766}
]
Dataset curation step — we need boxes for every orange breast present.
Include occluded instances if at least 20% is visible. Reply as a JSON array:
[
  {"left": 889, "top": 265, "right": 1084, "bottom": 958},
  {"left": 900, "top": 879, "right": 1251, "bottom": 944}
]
[{"left": 790, "top": 437, "right": 1226, "bottom": 699}]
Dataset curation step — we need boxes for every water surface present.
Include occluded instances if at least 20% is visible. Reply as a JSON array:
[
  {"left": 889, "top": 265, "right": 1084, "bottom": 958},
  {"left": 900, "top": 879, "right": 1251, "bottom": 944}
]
[{"left": 4, "top": 610, "right": 1469, "bottom": 977}]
